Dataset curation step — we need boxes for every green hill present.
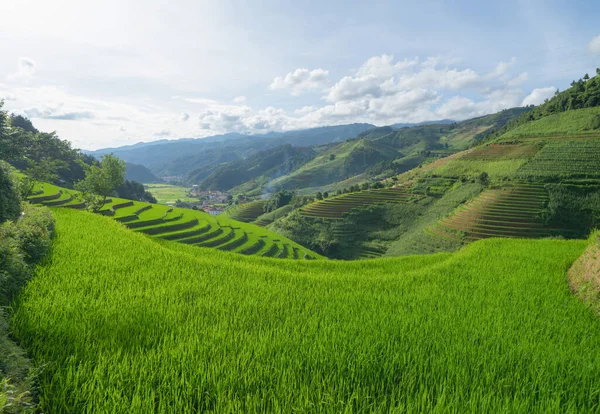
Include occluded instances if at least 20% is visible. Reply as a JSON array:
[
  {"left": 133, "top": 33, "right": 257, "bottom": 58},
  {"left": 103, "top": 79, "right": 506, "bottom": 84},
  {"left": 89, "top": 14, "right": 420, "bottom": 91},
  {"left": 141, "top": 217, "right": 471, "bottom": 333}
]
[
  {"left": 253, "top": 107, "right": 529, "bottom": 195},
  {"left": 11, "top": 208, "right": 600, "bottom": 412},
  {"left": 275, "top": 88, "right": 600, "bottom": 260},
  {"left": 27, "top": 183, "right": 321, "bottom": 260}
]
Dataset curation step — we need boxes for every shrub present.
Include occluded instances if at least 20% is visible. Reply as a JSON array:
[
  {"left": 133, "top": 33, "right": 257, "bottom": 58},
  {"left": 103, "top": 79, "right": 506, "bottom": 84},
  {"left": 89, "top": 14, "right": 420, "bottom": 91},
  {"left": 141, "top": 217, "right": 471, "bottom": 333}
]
[
  {"left": 0, "top": 205, "right": 54, "bottom": 304},
  {"left": 0, "top": 162, "right": 20, "bottom": 224}
]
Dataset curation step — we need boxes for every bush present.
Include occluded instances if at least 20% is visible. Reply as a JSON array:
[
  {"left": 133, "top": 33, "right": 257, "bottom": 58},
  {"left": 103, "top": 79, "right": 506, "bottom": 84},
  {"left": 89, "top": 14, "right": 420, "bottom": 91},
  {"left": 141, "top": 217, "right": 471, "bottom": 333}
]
[
  {"left": 0, "top": 205, "right": 54, "bottom": 304},
  {"left": 0, "top": 162, "right": 20, "bottom": 224}
]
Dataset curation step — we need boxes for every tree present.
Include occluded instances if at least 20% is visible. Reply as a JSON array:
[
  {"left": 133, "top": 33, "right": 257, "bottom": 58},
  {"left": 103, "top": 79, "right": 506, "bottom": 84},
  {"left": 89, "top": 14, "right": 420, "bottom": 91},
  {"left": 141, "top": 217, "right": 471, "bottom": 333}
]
[
  {"left": 478, "top": 171, "right": 490, "bottom": 186},
  {"left": 264, "top": 190, "right": 294, "bottom": 213},
  {"left": 0, "top": 161, "right": 21, "bottom": 223},
  {"left": 316, "top": 191, "right": 323, "bottom": 200},
  {"left": 584, "top": 73, "right": 590, "bottom": 81},
  {"left": 329, "top": 154, "right": 336, "bottom": 161},
  {"left": 18, "top": 158, "right": 66, "bottom": 198},
  {"left": 597, "top": 68, "right": 600, "bottom": 76},
  {"left": 323, "top": 191, "right": 329, "bottom": 199},
  {"left": 9, "top": 114, "right": 38, "bottom": 133},
  {"left": 361, "top": 182, "right": 370, "bottom": 191},
  {"left": 75, "top": 154, "right": 126, "bottom": 212}
]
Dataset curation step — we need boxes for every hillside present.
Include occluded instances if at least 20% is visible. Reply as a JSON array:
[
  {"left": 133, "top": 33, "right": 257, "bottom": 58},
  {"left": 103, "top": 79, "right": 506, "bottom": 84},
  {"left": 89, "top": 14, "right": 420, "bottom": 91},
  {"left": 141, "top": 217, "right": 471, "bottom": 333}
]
[
  {"left": 27, "top": 183, "right": 321, "bottom": 260},
  {"left": 197, "top": 144, "right": 316, "bottom": 191},
  {"left": 89, "top": 124, "right": 375, "bottom": 178},
  {"left": 125, "top": 162, "right": 163, "bottom": 183},
  {"left": 272, "top": 77, "right": 600, "bottom": 260},
  {"left": 238, "top": 107, "right": 529, "bottom": 195},
  {"left": 11, "top": 208, "right": 600, "bottom": 412}
]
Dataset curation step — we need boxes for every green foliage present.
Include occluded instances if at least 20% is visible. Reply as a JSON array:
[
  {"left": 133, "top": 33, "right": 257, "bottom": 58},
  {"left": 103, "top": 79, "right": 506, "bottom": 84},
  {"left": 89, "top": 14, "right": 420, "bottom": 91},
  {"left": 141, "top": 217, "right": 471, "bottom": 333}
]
[
  {"left": 0, "top": 162, "right": 21, "bottom": 224},
  {"left": 478, "top": 171, "right": 490, "bottom": 186},
  {"left": 75, "top": 154, "right": 126, "bottom": 212},
  {"left": 315, "top": 191, "right": 323, "bottom": 200},
  {"left": 12, "top": 209, "right": 600, "bottom": 412},
  {"left": 199, "top": 145, "right": 316, "bottom": 191},
  {"left": 18, "top": 158, "right": 66, "bottom": 199},
  {"left": 587, "top": 114, "right": 600, "bottom": 131},
  {"left": 0, "top": 203, "right": 53, "bottom": 414},
  {"left": 8, "top": 114, "right": 38, "bottom": 134},
  {"left": 116, "top": 180, "right": 157, "bottom": 203},
  {"left": 542, "top": 184, "right": 600, "bottom": 235},
  {"left": 263, "top": 190, "right": 294, "bottom": 213},
  {"left": 484, "top": 73, "right": 600, "bottom": 142}
]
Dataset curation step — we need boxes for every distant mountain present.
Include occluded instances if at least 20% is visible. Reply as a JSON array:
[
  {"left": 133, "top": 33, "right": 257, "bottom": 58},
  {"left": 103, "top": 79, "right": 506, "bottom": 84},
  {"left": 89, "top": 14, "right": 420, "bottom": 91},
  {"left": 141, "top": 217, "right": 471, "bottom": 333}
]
[
  {"left": 125, "top": 162, "right": 163, "bottom": 183},
  {"left": 197, "top": 144, "right": 316, "bottom": 191},
  {"left": 88, "top": 124, "right": 375, "bottom": 177},
  {"left": 390, "top": 120, "right": 455, "bottom": 129},
  {"left": 223, "top": 107, "right": 531, "bottom": 195}
]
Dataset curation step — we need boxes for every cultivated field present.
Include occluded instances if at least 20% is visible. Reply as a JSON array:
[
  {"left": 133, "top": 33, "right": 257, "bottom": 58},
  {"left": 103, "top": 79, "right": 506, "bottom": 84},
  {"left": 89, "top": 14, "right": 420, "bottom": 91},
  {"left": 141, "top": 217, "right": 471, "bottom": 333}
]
[
  {"left": 221, "top": 200, "right": 267, "bottom": 222},
  {"left": 300, "top": 187, "right": 421, "bottom": 219},
  {"left": 12, "top": 209, "right": 600, "bottom": 412},
  {"left": 27, "top": 184, "right": 320, "bottom": 260},
  {"left": 427, "top": 183, "right": 574, "bottom": 241},
  {"left": 143, "top": 183, "right": 199, "bottom": 204}
]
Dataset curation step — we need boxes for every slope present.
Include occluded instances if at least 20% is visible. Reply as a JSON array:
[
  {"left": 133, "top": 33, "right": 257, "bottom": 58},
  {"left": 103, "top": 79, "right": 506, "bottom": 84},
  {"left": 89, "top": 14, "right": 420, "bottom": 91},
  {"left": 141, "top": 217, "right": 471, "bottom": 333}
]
[
  {"left": 27, "top": 183, "right": 321, "bottom": 260},
  {"left": 248, "top": 107, "right": 529, "bottom": 194},
  {"left": 12, "top": 209, "right": 600, "bottom": 412}
]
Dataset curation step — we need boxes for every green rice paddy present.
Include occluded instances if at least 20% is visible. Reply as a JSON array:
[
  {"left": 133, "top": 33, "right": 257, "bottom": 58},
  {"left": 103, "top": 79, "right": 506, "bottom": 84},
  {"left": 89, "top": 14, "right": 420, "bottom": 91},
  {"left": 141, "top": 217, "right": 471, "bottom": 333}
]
[{"left": 12, "top": 209, "right": 600, "bottom": 413}]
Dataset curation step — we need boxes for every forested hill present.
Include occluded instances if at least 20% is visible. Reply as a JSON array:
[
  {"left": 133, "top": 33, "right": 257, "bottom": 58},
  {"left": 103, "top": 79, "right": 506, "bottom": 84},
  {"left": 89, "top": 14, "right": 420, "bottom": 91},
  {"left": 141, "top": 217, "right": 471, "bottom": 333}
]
[
  {"left": 88, "top": 123, "right": 376, "bottom": 177},
  {"left": 125, "top": 162, "right": 163, "bottom": 183},
  {"left": 217, "top": 107, "right": 530, "bottom": 196}
]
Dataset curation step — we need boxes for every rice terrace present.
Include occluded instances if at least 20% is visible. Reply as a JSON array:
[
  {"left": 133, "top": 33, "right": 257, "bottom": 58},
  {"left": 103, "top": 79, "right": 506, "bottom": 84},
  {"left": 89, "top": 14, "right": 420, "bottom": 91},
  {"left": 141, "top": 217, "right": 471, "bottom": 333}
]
[{"left": 2, "top": 2, "right": 600, "bottom": 413}]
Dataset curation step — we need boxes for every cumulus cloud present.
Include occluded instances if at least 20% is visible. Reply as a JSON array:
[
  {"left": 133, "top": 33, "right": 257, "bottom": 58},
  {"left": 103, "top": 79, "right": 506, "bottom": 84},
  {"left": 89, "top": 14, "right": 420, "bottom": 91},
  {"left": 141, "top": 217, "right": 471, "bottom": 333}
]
[
  {"left": 522, "top": 87, "right": 556, "bottom": 106},
  {"left": 490, "top": 57, "right": 517, "bottom": 78},
  {"left": 0, "top": 52, "right": 545, "bottom": 149},
  {"left": 269, "top": 68, "right": 329, "bottom": 95},
  {"left": 589, "top": 35, "right": 600, "bottom": 56}
]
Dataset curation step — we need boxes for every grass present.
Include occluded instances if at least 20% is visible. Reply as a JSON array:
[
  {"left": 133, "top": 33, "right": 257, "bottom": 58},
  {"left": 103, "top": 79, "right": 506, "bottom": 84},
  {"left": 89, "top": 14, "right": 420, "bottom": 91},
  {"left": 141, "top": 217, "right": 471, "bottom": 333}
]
[
  {"left": 517, "top": 140, "right": 600, "bottom": 179},
  {"left": 300, "top": 187, "right": 419, "bottom": 219},
  {"left": 221, "top": 200, "right": 267, "bottom": 222},
  {"left": 143, "top": 183, "right": 198, "bottom": 204},
  {"left": 499, "top": 107, "right": 600, "bottom": 139},
  {"left": 11, "top": 208, "right": 600, "bottom": 412},
  {"left": 27, "top": 183, "right": 321, "bottom": 260},
  {"left": 429, "top": 159, "right": 528, "bottom": 180}
]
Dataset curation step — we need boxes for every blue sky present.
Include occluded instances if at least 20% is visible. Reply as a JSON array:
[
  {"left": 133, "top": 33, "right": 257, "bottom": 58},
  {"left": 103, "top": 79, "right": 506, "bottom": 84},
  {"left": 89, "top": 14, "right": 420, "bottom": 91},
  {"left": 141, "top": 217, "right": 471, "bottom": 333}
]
[{"left": 0, "top": 0, "right": 599, "bottom": 149}]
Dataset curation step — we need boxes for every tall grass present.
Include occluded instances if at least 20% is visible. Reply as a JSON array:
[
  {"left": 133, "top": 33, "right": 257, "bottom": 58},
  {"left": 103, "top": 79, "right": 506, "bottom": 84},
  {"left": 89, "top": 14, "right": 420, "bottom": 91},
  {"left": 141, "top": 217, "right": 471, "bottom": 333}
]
[{"left": 12, "top": 209, "right": 600, "bottom": 413}]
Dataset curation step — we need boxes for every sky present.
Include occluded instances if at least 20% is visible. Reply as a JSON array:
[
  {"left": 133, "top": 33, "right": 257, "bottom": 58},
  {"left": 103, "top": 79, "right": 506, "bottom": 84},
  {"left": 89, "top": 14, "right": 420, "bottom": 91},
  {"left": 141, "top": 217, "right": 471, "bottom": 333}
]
[{"left": 0, "top": 0, "right": 599, "bottom": 150}]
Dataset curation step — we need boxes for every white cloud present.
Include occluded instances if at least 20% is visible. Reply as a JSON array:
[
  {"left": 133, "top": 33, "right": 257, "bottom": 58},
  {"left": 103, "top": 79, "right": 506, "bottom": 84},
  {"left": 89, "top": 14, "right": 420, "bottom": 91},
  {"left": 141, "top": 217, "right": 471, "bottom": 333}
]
[
  {"left": 522, "top": 87, "right": 556, "bottom": 106},
  {"left": 0, "top": 52, "right": 545, "bottom": 149},
  {"left": 508, "top": 72, "right": 528, "bottom": 86},
  {"left": 589, "top": 35, "right": 600, "bottom": 56},
  {"left": 6, "top": 57, "right": 36, "bottom": 82},
  {"left": 269, "top": 68, "right": 329, "bottom": 95},
  {"left": 490, "top": 57, "right": 517, "bottom": 78},
  {"left": 356, "top": 54, "right": 418, "bottom": 78}
]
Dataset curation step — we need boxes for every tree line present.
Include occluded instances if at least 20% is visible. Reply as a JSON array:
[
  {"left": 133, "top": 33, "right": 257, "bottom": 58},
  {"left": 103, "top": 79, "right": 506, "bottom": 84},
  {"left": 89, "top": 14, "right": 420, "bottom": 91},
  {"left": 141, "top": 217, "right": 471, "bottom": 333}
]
[{"left": 0, "top": 101, "right": 156, "bottom": 210}]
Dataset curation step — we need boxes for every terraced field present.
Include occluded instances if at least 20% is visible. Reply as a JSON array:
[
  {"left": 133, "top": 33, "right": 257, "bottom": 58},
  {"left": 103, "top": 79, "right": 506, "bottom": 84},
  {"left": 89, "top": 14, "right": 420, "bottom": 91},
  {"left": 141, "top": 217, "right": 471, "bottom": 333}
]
[
  {"left": 428, "top": 183, "right": 575, "bottom": 241},
  {"left": 221, "top": 200, "right": 267, "bottom": 222},
  {"left": 517, "top": 139, "right": 600, "bottom": 178},
  {"left": 27, "top": 184, "right": 320, "bottom": 260},
  {"left": 300, "top": 187, "right": 421, "bottom": 219},
  {"left": 460, "top": 143, "right": 540, "bottom": 160}
]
